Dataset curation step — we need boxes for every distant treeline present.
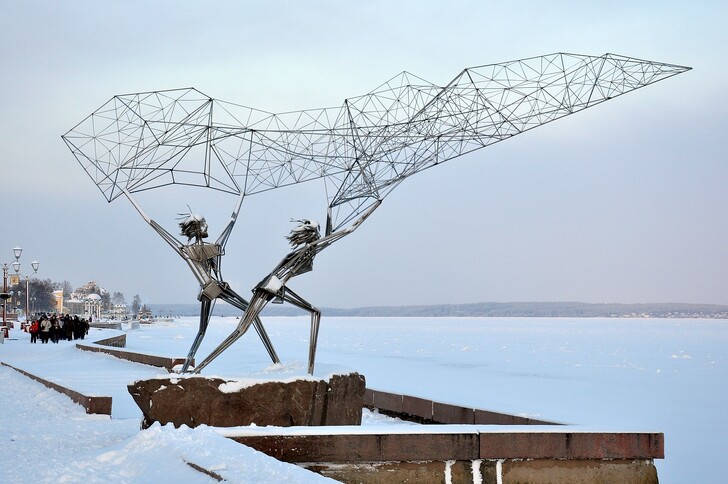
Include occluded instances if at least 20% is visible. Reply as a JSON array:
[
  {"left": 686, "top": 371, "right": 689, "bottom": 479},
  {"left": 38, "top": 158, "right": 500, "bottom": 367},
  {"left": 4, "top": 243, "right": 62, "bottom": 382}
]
[{"left": 149, "top": 301, "right": 728, "bottom": 319}]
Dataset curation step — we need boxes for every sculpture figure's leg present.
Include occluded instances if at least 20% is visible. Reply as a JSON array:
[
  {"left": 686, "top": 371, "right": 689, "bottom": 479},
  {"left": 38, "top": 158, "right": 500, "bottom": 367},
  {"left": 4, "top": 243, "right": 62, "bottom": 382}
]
[
  {"left": 278, "top": 286, "right": 321, "bottom": 375},
  {"left": 181, "top": 297, "right": 213, "bottom": 372},
  {"left": 192, "top": 289, "right": 272, "bottom": 373},
  {"left": 218, "top": 285, "right": 280, "bottom": 364},
  {"left": 308, "top": 311, "right": 321, "bottom": 375}
]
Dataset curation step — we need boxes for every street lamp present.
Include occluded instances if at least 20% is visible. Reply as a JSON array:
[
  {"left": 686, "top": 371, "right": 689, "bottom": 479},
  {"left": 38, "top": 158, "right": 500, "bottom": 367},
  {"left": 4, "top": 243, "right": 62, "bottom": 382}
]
[
  {"left": 1, "top": 247, "right": 23, "bottom": 330},
  {"left": 12, "top": 255, "right": 39, "bottom": 327}
]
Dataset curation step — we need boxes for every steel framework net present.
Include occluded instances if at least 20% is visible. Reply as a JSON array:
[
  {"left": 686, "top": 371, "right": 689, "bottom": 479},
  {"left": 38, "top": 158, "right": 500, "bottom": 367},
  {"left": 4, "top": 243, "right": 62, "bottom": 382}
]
[{"left": 62, "top": 52, "right": 690, "bottom": 233}]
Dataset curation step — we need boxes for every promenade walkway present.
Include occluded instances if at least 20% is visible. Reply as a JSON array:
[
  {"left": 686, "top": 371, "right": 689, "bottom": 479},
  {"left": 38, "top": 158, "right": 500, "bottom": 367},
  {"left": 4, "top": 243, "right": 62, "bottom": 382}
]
[{"left": 1, "top": 327, "right": 169, "bottom": 418}]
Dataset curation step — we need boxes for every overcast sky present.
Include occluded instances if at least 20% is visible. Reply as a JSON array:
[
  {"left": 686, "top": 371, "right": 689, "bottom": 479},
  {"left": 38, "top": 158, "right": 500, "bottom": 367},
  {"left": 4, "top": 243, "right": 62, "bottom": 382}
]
[{"left": 1, "top": 1, "right": 726, "bottom": 308}]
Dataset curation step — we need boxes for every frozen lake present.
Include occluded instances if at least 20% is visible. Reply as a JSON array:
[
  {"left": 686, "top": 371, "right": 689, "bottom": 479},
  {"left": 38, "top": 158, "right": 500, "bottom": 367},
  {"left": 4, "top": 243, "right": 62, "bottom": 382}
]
[{"left": 129, "top": 316, "right": 728, "bottom": 483}]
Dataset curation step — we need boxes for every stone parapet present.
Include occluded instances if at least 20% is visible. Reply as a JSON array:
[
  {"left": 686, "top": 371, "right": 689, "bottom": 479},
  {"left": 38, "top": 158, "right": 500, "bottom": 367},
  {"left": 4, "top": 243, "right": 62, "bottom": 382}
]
[
  {"left": 366, "top": 387, "right": 561, "bottom": 425},
  {"left": 233, "top": 432, "right": 479, "bottom": 463},
  {"left": 230, "top": 429, "right": 663, "bottom": 462},
  {"left": 76, "top": 337, "right": 188, "bottom": 371},
  {"left": 89, "top": 333, "right": 127, "bottom": 347},
  {"left": 230, "top": 429, "right": 663, "bottom": 484},
  {"left": 89, "top": 322, "right": 122, "bottom": 330},
  {"left": 0, "top": 361, "right": 112, "bottom": 415}
]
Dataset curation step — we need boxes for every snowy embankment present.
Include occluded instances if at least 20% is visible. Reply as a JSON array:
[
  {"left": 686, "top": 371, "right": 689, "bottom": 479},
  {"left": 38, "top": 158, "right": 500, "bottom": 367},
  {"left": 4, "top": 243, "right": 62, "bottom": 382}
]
[{"left": 1, "top": 316, "right": 726, "bottom": 483}]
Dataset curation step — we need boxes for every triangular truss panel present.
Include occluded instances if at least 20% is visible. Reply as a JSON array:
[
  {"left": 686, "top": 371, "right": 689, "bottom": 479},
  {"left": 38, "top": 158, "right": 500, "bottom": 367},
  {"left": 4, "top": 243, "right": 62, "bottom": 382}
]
[{"left": 63, "top": 53, "right": 689, "bottom": 229}]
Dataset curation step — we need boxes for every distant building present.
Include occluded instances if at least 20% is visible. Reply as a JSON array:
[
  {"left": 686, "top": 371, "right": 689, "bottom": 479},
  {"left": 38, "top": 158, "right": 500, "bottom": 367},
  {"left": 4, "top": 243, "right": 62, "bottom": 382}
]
[
  {"left": 78, "top": 281, "right": 101, "bottom": 295},
  {"left": 137, "top": 305, "right": 153, "bottom": 320},
  {"left": 52, "top": 290, "right": 63, "bottom": 314},
  {"left": 67, "top": 281, "right": 105, "bottom": 319},
  {"left": 84, "top": 293, "right": 102, "bottom": 320},
  {"left": 106, "top": 303, "right": 128, "bottom": 321}
]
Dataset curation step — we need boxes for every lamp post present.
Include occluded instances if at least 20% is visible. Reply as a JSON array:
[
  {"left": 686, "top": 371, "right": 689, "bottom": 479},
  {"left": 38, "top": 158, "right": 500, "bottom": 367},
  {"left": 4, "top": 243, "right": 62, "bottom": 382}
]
[
  {"left": 12, "top": 255, "right": 39, "bottom": 327},
  {"left": 1, "top": 247, "right": 23, "bottom": 331}
]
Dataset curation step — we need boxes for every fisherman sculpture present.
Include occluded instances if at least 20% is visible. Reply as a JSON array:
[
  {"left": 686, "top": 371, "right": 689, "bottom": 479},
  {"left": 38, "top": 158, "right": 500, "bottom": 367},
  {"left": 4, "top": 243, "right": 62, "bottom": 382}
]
[{"left": 191, "top": 201, "right": 381, "bottom": 374}]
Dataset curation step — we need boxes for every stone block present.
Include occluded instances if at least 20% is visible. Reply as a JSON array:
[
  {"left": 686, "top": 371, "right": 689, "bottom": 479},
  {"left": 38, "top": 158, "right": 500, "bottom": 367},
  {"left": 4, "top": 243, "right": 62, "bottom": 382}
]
[
  {"left": 235, "top": 432, "right": 480, "bottom": 463},
  {"left": 402, "top": 394, "right": 433, "bottom": 420},
  {"left": 305, "top": 461, "right": 445, "bottom": 484},
  {"left": 127, "top": 372, "right": 365, "bottom": 429},
  {"left": 474, "top": 409, "right": 518, "bottom": 425},
  {"left": 372, "top": 390, "right": 402, "bottom": 413},
  {"left": 363, "top": 387, "right": 375, "bottom": 407},
  {"left": 479, "top": 432, "right": 664, "bottom": 460},
  {"left": 306, "top": 460, "right": 479, "bottom": 484},
  {"left": 502, "top": 458, "right": 659, "bottom": 484},
  {"left": 481, "top": 433, "right": 568, "bottom": 459},
  {"left": 433, "top": 401, "right": 475, "bottom": 424},
  {"left": 567, "top": 432, "right": 664, "bottom": 460}
]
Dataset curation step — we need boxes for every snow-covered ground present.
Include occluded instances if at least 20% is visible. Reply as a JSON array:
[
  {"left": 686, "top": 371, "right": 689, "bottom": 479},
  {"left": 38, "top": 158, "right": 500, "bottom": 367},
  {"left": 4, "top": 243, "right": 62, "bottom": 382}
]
[{"left": 1, "top": 316, "right": 725, "bottom": 483}]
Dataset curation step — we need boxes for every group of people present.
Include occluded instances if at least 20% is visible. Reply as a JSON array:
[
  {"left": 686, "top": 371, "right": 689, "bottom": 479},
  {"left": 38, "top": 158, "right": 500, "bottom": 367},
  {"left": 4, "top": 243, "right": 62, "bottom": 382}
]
[{"left": 26, "top": 314, "right": 90, "bottom": 344}]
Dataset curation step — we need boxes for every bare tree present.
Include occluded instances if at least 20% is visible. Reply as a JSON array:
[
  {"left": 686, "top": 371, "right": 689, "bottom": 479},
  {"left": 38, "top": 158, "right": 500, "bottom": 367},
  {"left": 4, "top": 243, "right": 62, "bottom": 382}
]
[
  {"left": 111, "top": 291, "right": 126, "bottom": 306},
  {"left": 132, "top": 294, "right": 141, "bottom": 316}
]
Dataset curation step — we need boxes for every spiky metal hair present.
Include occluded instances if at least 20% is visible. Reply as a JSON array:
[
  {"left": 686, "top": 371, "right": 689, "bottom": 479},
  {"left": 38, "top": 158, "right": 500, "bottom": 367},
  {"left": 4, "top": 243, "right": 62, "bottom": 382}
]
[{"left": 286, "top": 219, "right": 320, "bottom": 247}]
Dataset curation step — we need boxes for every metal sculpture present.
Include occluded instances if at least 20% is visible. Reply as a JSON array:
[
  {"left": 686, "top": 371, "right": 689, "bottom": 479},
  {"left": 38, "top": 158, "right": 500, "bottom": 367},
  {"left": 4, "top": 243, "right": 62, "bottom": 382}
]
[
  {"left": 121, "top": 189, "right": 280, "bottom": 371},
  {"left": 62, "top": 52, "right": 690, "bottom": 374},
  {"left": 193, "top": 201, "right": 381, "bottom": 374}
]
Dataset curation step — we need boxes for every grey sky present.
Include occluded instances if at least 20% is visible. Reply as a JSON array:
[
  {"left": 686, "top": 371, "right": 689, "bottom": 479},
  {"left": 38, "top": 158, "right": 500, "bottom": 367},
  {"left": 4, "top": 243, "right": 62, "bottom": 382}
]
[{"left": 1, "top": 1, "right": 726, "bottom": 307}]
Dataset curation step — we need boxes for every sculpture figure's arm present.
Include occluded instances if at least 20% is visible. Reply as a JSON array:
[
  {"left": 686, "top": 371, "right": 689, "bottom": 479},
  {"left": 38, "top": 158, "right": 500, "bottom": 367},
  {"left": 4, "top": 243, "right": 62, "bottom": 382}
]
[
  {"left": 215, "top": 191, "right": 246, "bottom": 250},
  {"left": 122, "top": 189, "right": 184, "bottom": 257},
  {"left": 315, "top": 199, "right": 382, "bottom": 252},
  {"left": 266, "top": 199, "right": 383, "bottom": 284},
  {"left": 123, "top": 189, "right": 217, "bottom": 288}
]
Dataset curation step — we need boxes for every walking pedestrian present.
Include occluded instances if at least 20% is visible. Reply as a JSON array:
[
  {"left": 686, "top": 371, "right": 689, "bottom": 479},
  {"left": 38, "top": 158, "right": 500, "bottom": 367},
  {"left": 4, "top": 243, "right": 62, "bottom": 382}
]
[
  {"left": 39, "top": 315, "right": 51, "bottom": 344},
  {"left": 29, "top": 319, "right": 39, "bottom": 343}
]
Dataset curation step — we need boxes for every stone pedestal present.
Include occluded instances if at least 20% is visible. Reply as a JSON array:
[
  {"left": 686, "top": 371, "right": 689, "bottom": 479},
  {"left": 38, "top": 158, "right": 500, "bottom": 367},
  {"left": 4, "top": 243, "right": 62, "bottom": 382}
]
[{"left": 127, "top": 372, "right": 365, "bottom": 429}]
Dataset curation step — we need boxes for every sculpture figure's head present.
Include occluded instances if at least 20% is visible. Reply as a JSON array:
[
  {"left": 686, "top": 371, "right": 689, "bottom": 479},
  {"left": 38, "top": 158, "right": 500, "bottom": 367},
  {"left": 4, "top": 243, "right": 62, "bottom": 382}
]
[
  {"left": 286, "top": 219, "right": 320, "bottom": 247},
  {"left": 179, "top": 212, "right": 209, "bottom": 242}
]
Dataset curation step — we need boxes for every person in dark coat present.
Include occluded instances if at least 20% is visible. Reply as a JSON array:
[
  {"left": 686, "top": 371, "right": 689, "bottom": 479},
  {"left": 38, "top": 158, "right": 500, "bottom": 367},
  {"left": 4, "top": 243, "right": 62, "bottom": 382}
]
[
  {"left": 80, "top": 318, "right": 89, "bottom": 340},
  {"left": 73, "top": 315, "right": 82, "bottom": 340},
  {"left": 50, "top": 315, "right": 61, "bottom": 343},
  {"left": 63, "top": 314, "right": 73, "bottom": 341}
]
